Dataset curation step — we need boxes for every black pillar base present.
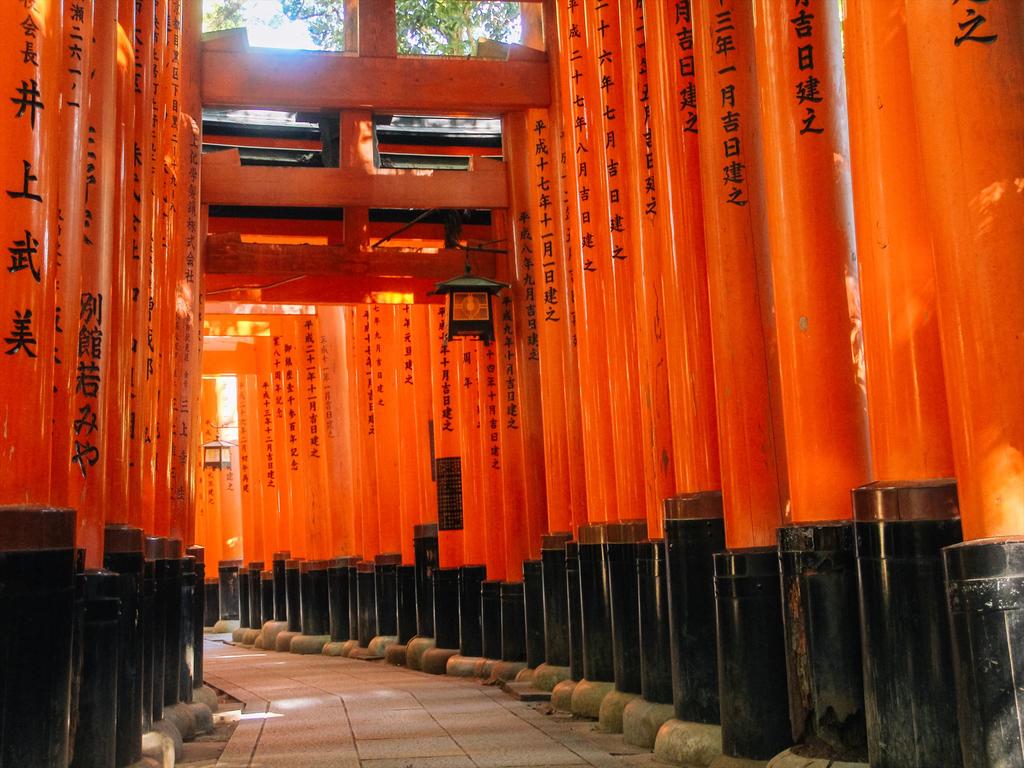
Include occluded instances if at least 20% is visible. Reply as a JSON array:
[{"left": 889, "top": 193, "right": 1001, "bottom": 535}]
[
  {"left": 637, "top": 539, "right": 672, "bottom": 705},
  {"left": 217, "top": 558, "right": 243, "bottom": 624},
  {"left": 414, "top": 524, "right": 439, "bottom": 638},
  {"left": 70, "top": 570, "right": 120, "bottom": 768},
  {"left": 162, "top": 540, "right": 184, "bottom": 709},
  {"left": 356, "top": 561, "right": 378, "bottom": 647},
  {"left": 433, "top": 567, "right": 461, "bottom": 650},
  {"left": 578, "top": 526, "right": 614, "bottom": 682},
  {"left": 237, "top": 558, "right": 251, "bottom": 630},
  {"left": 945, "top": 536, "right": 1024, "bottom": 768},
  {"left": 203, "top": 577, "right": 219, "bottom": 628},
  {"left": 500, "top": 581, "right": 527, "bottom": 662},
  {"left": 147, "top": 538, "right": 169, "bottom": 722},
  {"left": 180, "top": 554, "right": 196, "bottom": 703},
  {"left": 328, "top": 557, "right": 357, "bottom": 642},
  {"left": 142, "top": 559, "right": 156, "bottom": 732},
  {"left": 664, "top": 494, "right": 725, "bottom": 724},
  {"left": 522, "top": 559, "right": 545, "bottom": 668},
  {"left": 374, "top": 553, "right": 402, "bottom": 637},
  {"left": 854, "top": 479, "right": 962, "bottom": 768},
  {"left": 460, "top": 565, "right": 487, "bottom": 658},
  {"left": 300, "top": 561, "right": 330, "bottom": 636},
  {"left": 565, "top": 541, "right": 585, "bottom": 682},
  {"left": 260, "top": 571, "right": 275, "bottom": 629},
  {"left": 480, "top": 577, "right": 502, "bottom": 659},
  {"left": 541, "top": 533, "right": 573, "bottom": 668},
  {"left": 779, "top": 521, "right": 867, "bottom": 761},
  {"left": 285, "top": 558, "right": 304, "bottom": 633},
  {"left": 607, "top": 521, "right": 646, "bottom": 695},
  {"left": 346, "top": 558, "right": 361, "bottom": 641},
  {"left": 247, "top": 562, "right": 265, "bottom": 629},
  {"left": 272, "top": 551, "right": 290, "bottom": 622},
  {"left": 396, "top": 564, "right": 418, "bottom": 644},
  {"left": 715, "top": 547, "right": 792, "bottom": 761},
  {"left": 187, "top": 546, "right": 206, "bottom": 693},
  {"left": 105, "top": 524, "right": 146, "bottom": 768},
  {"left": 0, "top": 506, "right": 76, "bottom": 768}
]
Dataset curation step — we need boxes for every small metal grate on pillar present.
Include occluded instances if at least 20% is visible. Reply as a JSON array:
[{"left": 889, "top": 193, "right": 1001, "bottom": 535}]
[{"left": 435, "top": 457, "right": 464, "bottom": 531}]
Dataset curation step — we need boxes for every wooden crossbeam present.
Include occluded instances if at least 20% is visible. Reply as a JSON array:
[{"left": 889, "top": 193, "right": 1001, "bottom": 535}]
[
  {"left": 200, "top": 47, "right": 550, "bottom": 113},
  {"left": 205, "top": 233, "right": 496, "bottom": 279},
  {"left": 204, "top": 273, "right": 444, "bottom": 305},
  {"left": 201, "top": 160, "right": 508, "bottom": 209}
]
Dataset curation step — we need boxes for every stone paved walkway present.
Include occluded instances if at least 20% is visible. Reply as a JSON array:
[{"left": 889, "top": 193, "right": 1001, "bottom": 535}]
[{"left": 203, "top": 638, "right": 661, "bottom": 768}]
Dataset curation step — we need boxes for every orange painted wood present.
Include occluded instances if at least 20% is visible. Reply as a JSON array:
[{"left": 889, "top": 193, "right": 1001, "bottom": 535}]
[
  {"left": 505, "top": 111, "right": 582, "bottom": 537},
  {"left": 617, "top": 0, "right": 678, "bottom": 536},
  {"left": 552, "top": 0, "right": 619, "bottom": 525},
  {"left": 753, "top": 0, "right": 869, "bottom": 524},
  {"left": 196, "top": 378, "right": 224, "bottom": 566},
  {"left": 109, "top": 6, "right": 139, "bottom": 530},
  {"left": 0, "top": 0, "right": 59, "bottom": 505},
  {"left": 693, "top": 0, "right": 787, "bottom": 549},
  {"left": 492, "top": 207, "right": 546, "bottom": 570},
  {"left": 280, "top": 319, "right": 312, "bottom": 557},
  {"left": 203, "top": 274, "right": 441, "bottom": 306},
  {"left": 395, "top": 305, "right": 428, "bottom": 562},
  {"left": 52, "top": 0, "right": 95, "bottom": 508},
  {"left": 357, "top": 0, "right": 397, "bottom": 58},
  {"left": 317, "top": 306, "right": 360, "bottom": 556},
  {"left": 296, "top": 316, "right": 334, "bottom": 559},
  {"left": 456, "top": 340, "right": 487, "bottom": 568},
  {"left": 204, "top": 234, "right": 496, "bottom": 279},
  {"left": 256, "top": 335, "right": 289, "bottom": 554},
  {"left": 476, "top": 339, "right": 508, "bottom": 581},
  {"left": 354, "top": 306, "right": 382, "bottom": 558},
  {"left": 411, "top": 304, "right": 438, "bottom": 524},
  {"left": 370, "top": 305, "right": 403, "bottom": 555},
  {"left": 904, "top": 1, "right": 1024, "bottom": 539},
  {"left": 200, "top": 47, "right": 550, "bottom": 113},
  {"left": 844, "top": 1, "right": 953, "bottom": 483},
  {"left": 644, "top": 0, "right": 722, "bottom": 498},
  {"left": 201, "top": 162, "right": 509, "bottom": 210},
  {"left": 429, "top": 305, "right": 465, "bottom": 567},
  {"left": 68, "top": 0, "right": 119, "bottom": 565},
  {"left": 237, "top": 374, "right": 261, "bottom": 563},
  {"left": 127, "top": 0, "right": 155, "bottom": 529},
  {"left": 581, "top": 0, "right": 650, "bottom": 530}
]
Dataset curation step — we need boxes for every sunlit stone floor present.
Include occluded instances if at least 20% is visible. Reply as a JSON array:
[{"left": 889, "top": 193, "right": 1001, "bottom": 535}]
[{"left": 203, "top": 637, "right": 660, "bottom": 768}]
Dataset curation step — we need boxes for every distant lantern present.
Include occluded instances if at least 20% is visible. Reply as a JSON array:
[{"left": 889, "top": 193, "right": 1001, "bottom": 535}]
[
  {"left": 431, "top": 268, "right": 510, "bottom": 344},
  {"left": 202, "top": 439, "right": 234, "bottom": 470}
]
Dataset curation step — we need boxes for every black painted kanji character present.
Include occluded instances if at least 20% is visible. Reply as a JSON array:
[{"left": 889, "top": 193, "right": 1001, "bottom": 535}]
[
  {"left": 6, "top": 160, "right": 42, "bottom": 202},
  {"left": 7, "top": 229, "right": 41, "bottom": 282},
  {"left": 11, "top": 79, "right": 44, "bottom": 128},
  {"left": 4, "top": 309, "right": 37, "bottom": 357}
]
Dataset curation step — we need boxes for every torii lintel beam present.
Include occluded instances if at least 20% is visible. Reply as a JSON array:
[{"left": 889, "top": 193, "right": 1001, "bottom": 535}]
[
  {"left": 200, "top": 49, "right": 551, "bottom": 113},
  {"left": 201, "top": 162, "right": 509, "bottom": 209}
]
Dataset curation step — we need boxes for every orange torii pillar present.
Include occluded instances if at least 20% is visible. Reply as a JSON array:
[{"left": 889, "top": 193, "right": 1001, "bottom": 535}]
[
  {"left": 0, "top": 3, "right": 73, "bottom": 766},
  {"left": 350, "top": 305, "right": 383, "bottom": 648},
  {"left": 317, "top": 306, "right": 359, "bottom": 559},
  {"left": 64, "top": 0, "right": 119, "bottom": 566},
  {"left": 452, "top": 337, "right": 489, "bottom": 661},
  {"left": 902, "top": 4, "right": 1024, "bottom": 764},
  {"left": 550, "top": 0, "right": 623, "bottom": 708},
  {"left": 505, "top": 107, "right": 588, "bottom": 683},
  {"left": 752, "top": 0, "right": 871, "bottom": 760},
  {"left": 408, "top": 304, "right": 441, "bottom": 648},
  {"left": 234, "top": 371, "right": 266, "bottom": 640},
  {"left": 640, "top": 0, "right": 727, "bottom": 751},
  {"left": 421, "top": 304, "right": 465, "bottom": 669},
  {"left": 693, "top": 0, "right": 791, "bottom": 761},
  {"left": 127, "top": 0, "right": 154, "bottom": 530},
  {"left": 51, "top": 0, "right": 93, "bottom": 510},
  {"left": 844, "top": 4, "right": 961, "bottom": 767}
]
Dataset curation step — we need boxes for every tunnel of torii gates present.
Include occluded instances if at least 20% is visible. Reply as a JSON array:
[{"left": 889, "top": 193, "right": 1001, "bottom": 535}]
[{"left": 0, "top": 0, "right": 1022, "bottom": 767}]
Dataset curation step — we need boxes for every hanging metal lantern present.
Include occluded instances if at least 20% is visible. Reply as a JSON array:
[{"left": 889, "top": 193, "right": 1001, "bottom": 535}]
[
  {"left": 431, "top": 268, "right": 510, "bottom": 344},
  {"left": 202, "top": 439, "right": 234, "bottom": 470}
]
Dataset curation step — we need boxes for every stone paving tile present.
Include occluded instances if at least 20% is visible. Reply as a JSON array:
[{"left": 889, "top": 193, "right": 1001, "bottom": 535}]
[
  {"left": 359, "top": 757, "right": 476, "bottom": 768},
  {"left": 355, "top": 735, "right": 466, "bottom": 760}
]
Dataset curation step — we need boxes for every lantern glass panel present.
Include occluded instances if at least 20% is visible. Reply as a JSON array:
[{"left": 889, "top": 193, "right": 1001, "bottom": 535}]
[{"left": 452, "top": 292, "right": 490, "bottom": 322}]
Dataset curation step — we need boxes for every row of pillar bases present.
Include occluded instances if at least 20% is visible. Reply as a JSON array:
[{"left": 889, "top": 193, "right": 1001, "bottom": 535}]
[
  {"left": 200, "top": 481, "right": 1022, "bottom": 768},
  {"left": 0, "top": 509, "right": 217, "bottom": 768}
]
